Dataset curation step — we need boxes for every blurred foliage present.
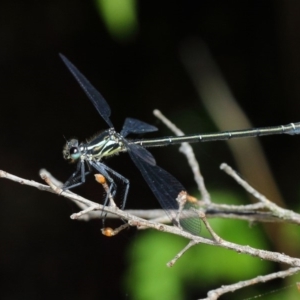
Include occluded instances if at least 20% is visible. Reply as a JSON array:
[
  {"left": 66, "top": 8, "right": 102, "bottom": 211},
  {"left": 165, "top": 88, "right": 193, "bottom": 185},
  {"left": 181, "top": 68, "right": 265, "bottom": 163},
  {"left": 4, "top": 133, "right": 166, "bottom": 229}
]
[
  {"left": 123, "top": 190, "right": 277, "bottom": 299},
  {"left": 95, "top": 0, "right": 138, "bottom": 42}
]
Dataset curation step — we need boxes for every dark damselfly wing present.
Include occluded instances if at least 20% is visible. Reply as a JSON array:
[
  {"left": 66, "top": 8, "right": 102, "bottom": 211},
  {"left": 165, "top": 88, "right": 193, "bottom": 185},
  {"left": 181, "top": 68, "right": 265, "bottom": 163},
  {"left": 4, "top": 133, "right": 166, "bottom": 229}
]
[
  {"left": 120, "top": 118, "right": 158, "bottom": 138},
  {"left": 59, "top": 54, "right": 114, "bottom": 128},
  {"left": 127, "top": 143, "right": 201, "bottom": 235}
]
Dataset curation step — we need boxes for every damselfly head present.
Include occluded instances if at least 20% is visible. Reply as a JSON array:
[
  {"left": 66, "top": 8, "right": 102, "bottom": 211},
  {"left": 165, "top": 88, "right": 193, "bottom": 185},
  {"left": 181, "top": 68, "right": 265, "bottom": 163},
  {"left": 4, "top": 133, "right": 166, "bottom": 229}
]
[{"left": 63, "top": 139, "right": 81, "bottom": 162}]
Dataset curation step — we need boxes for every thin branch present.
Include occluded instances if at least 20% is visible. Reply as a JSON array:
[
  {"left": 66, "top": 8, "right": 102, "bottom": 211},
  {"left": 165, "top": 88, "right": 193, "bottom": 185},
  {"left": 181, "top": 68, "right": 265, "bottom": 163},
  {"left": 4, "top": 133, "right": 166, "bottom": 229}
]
[
  {"left": 167, "top": 240, "right": 197, "bottom": 267},
  {"left": 153, "top": 109, "right": 211, "bottom": 203},
  {"left": 200, "top": 267, "right": 300, "bottom": 300},
  {"left": 220, "top": 163, "right": 300, "bottom": 224},
  {"left": 2, "top": 169, "right": 300, "bottom": 226},
  {"left": 0, "top": 169, "right": 53, "bottom": 192},
  {"left": 2, "top": 169, "right": 300, "bottom": 269},
  {"left": 200, "top": 211, "right": 222, "bottom": 242}
]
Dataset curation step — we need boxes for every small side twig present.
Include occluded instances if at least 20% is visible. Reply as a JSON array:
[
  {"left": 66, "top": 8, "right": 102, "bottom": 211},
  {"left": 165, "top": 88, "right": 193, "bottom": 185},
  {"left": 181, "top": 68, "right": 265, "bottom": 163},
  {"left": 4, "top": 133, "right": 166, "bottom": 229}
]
[
  {"left": 153, "top": 109, "right": 211, "bottom": 203},
  {"left": 199, "top": 211, "right": 222, "bottom": 243},
  {"left": 167, "top": 240, "right": 197, "bottom": 267},
  {"left": 220, "top": 163, "right": 300, "bottom": 223}
]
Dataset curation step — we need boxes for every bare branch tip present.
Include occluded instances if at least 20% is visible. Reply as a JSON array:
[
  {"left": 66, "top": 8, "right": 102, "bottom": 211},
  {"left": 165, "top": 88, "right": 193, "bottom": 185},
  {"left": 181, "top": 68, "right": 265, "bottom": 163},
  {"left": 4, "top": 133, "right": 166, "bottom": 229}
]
[
  {"left": 219, "top": 163, "right": 228, "bottom": 171},
  {"left": 153, "top": 109, "right": 160, "bottom": 116}
]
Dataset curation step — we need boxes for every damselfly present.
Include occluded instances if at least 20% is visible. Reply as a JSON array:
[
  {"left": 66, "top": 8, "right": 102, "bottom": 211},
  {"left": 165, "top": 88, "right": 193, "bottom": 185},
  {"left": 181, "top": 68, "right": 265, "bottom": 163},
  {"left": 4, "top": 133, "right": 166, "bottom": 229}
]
[{"left": 60, "top": 54, "right": 300, "bottom": 235}]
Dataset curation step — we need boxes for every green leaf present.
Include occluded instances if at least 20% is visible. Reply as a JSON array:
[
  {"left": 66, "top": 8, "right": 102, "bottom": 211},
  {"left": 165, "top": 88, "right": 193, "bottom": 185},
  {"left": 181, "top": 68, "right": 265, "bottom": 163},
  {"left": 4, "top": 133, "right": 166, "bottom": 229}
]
[{"left": 95, "top": 0, "right": 138, "bottom": 42}]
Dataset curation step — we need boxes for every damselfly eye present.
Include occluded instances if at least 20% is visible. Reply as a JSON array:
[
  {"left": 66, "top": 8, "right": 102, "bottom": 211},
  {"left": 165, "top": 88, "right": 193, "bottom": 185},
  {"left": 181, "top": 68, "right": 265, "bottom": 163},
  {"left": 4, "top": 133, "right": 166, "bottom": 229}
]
[
  {"left": 70, "top": 147, "right": 78, "bottom": 155},
  {"left": 70, "top": 147, "right": 81, "bottom": 160}
]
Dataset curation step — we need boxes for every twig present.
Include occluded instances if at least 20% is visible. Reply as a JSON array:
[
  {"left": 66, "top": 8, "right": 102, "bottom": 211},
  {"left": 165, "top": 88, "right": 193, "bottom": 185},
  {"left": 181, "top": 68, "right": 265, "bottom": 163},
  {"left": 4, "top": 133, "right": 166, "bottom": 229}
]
[
  {"left": 167, "top": 240, "right": 197, "bottom": 267},
  {"left": 1, "top": 169, "right": 300, "bottom": 268},
  {"left": 200, "top": 211, "right": 222, "bottom": 242},
  {"left": 200, "top": 267, "right": 300, "bottom": 300},
  {"left": 2, "top": 169, "right": 300, "bottom": 226},
  {"left": 153, "top": 109, "right": 211, "bottom": 203},
  {"left": 0, "top": 169, "right": 53, "bottom": 192},
  {"left": 220, "top": 163, "right": 300, "bottom": 223}
]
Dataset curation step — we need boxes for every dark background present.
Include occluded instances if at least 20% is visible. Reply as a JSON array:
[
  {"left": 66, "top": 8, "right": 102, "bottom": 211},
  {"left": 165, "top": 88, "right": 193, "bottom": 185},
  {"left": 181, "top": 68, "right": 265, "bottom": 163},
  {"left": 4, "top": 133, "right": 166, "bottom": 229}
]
[{"left": 1, "top": 1, "right": 300, "bottom": 299}]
